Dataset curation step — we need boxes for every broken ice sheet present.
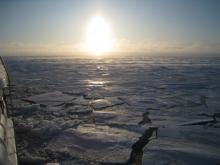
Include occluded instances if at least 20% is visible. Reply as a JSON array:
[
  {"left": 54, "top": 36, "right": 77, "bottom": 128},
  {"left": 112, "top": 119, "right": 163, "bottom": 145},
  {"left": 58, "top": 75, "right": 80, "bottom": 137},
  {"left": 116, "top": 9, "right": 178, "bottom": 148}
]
[{"left": 7, "top": 56, "right": 220, "bottom": 164}]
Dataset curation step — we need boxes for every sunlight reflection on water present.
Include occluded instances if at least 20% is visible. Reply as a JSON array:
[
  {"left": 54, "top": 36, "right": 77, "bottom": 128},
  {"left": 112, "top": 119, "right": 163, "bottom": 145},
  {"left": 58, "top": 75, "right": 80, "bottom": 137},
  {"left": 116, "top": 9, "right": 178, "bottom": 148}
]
[{"left": 86, "top": 80, "right": 109, "bottom": 87}]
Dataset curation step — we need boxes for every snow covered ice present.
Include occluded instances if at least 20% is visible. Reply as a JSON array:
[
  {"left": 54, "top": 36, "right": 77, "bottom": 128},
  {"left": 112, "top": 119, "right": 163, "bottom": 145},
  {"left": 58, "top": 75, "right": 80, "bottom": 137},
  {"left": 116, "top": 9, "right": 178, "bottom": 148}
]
[{"left": 4, "top": 55, "right": 220, "bottom": 165}]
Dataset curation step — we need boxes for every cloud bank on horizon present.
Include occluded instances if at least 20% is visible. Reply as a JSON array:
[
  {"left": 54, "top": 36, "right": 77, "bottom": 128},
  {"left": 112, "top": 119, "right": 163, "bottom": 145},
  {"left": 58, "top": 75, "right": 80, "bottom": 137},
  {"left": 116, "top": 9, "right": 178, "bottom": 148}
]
[{"left": 0, "top": 0, "right": 220, "bottom": 55}]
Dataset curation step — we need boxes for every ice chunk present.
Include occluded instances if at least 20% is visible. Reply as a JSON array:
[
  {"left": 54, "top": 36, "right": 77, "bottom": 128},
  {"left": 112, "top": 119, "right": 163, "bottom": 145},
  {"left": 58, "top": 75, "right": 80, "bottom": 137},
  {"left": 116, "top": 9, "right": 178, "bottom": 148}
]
[
  {"left": 47, "top": 124, "right": 140, "bottom": 163},
  {"left": 26, "top": 91, "right": 74, "bottom": 106}
]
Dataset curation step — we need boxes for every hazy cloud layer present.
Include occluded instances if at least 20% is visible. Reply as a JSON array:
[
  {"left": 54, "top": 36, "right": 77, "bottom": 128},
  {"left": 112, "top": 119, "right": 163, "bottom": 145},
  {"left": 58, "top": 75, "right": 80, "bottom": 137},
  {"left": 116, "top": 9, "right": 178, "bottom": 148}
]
[{"left": 0, "top": 40, "right": 220, "bottom": 56}]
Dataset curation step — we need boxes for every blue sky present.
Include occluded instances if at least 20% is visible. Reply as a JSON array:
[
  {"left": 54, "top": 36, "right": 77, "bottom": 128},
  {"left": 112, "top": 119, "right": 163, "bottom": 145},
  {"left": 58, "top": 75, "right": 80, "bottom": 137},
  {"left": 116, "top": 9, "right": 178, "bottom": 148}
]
[{"left": 0, "top": 0, "right": 220, "bottom": 55}]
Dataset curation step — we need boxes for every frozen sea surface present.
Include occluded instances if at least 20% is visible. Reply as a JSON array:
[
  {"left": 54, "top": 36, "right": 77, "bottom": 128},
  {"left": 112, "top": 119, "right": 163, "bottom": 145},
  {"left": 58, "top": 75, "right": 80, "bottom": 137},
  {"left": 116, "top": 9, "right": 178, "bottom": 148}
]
[{"left": 4, "top": 55, "right": 220, "bottom": 165}]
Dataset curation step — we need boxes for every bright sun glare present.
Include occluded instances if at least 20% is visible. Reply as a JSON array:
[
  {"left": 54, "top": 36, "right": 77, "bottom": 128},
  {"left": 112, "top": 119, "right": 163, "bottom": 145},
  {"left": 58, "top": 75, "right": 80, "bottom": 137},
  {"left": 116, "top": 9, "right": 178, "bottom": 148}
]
[{"left": 86, "top": 15, "right": 113, "bottom": 55}]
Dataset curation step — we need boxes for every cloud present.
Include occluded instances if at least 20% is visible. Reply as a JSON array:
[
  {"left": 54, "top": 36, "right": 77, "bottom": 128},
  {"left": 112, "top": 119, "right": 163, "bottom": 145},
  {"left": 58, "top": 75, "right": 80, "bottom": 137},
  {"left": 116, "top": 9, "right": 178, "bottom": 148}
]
[
  {"left": 0, "top": 40, "right": 219, "bottom": 55},
  {"left": 114, "top": 39, "right": 220, "bottom": 54},
  {"left": 0, "top": 41, "right": 85, "bottom": 55}
]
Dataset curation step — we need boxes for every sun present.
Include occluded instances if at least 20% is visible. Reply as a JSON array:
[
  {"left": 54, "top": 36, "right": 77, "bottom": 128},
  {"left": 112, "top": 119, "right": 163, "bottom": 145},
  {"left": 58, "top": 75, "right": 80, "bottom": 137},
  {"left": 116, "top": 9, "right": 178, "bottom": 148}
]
[{"left": 85, "top": 15, "right": 113, "bottom": 55}]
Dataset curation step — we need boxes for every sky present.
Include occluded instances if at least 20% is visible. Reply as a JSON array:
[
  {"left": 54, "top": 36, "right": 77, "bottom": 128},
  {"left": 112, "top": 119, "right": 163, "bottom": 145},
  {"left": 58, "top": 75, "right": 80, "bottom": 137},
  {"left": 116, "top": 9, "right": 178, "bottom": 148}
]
[{"left": 0, "top": 0, "right": 220, "bottom": 55}]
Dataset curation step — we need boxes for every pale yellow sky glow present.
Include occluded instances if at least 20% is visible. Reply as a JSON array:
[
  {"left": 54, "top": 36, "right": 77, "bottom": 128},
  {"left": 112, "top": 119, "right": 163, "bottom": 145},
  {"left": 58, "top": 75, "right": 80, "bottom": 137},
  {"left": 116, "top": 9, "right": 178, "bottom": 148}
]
[
  {"left": 0, "top": 13, "right": 220, "bottom": 56},
  {"left": 1, "top": 40, "right": 220, "bottom": 56},
  {"left": 1, "top": 1, "right": 220, "bottom": 56}
]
